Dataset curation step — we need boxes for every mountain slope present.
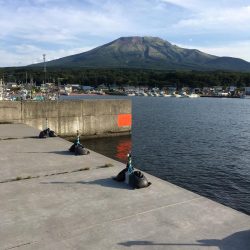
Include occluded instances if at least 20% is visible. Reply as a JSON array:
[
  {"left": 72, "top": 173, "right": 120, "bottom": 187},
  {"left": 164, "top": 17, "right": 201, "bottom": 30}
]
[{"left": 32, "top": 36, "right": 250, "bottom": 71}]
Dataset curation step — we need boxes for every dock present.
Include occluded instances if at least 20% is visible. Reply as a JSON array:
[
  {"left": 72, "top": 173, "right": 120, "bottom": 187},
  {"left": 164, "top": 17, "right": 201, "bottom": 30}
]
[{"left": 0, "top": 124, "right": 249, "bottom": 250}]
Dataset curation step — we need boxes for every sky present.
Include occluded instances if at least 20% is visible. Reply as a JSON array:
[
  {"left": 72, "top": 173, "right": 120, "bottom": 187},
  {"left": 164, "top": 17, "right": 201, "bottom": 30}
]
[{"left": 1, "top": 0, "right": 250, "bottom": 67}]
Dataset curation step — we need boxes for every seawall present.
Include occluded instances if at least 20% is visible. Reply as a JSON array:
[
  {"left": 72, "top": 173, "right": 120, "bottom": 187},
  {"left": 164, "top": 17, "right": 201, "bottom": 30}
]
[{"left": 0, "top": 99, "right": 132, "bottom": 137}]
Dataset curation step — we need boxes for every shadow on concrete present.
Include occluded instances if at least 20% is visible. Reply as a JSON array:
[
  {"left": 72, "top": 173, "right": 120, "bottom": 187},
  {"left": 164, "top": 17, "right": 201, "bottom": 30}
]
[
  {"left": 18, "top": 151, "right": 73, "bottom": 156},
  {"left": 49, "top": 151, "right": 73, "bottom": 156},
  {"left": 118, "top": 229, "right": 250, "bottom": 249},
  {"left": 41, "top": 178, "right": 133, "bottom": 190}
]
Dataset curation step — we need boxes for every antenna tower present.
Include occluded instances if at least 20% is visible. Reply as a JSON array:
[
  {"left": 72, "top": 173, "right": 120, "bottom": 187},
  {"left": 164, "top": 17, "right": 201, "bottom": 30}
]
[{"left": 43, "top": 54, "right": 46, "bottom": 84}]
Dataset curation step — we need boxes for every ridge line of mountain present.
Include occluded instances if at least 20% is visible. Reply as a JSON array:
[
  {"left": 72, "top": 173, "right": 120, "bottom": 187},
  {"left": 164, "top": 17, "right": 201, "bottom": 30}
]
[{"left": 29, "top": 36, "right": 250, "bottom": 72}]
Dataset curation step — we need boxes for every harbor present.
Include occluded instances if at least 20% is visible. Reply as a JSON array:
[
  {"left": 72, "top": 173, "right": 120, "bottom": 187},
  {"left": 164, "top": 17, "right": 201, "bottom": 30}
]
[
  {"left": 1, "top": 1, "right": 250, "bottom": 249},
  {"left": 0, "top": 78, "right": 249, "bottom": 100},
  {"left": 0, "top": 123, "right": 249, "bottom": 250}
]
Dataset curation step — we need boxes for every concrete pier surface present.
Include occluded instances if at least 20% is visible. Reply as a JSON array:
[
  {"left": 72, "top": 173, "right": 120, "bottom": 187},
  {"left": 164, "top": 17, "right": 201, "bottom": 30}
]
[{"left": 0, "top": 124, "right": 249, "bottom": 250}]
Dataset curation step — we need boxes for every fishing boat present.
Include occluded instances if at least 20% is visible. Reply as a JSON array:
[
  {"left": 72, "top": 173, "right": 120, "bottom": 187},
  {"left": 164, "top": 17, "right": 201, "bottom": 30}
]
[{"left": 188, "top": 93, "right": 200, "bottom": 98}]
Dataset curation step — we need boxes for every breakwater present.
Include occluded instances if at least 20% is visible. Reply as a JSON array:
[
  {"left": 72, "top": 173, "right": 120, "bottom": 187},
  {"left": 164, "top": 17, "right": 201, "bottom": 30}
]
[{"left": 0, "top": 99, "right": 132, "bottom": 137}]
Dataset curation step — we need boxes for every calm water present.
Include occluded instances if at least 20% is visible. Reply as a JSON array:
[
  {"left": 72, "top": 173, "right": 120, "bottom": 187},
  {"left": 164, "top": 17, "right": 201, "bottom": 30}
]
[{"left": 62, "top": 95, "right": 250, "bottom": 215}]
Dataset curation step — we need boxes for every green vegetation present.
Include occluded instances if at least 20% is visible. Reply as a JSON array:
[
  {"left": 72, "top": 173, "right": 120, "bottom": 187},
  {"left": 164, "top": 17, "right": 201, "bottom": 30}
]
[{"left": 1, "top": 67, "right": 250, "bottom": 88}]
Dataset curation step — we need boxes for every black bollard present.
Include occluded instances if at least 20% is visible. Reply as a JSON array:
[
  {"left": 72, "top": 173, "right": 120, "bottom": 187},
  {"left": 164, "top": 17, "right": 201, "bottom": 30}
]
[
  {"left": 113, "top": 152, "right": 151, "bottom": 188},
  {"left": 129, "top": 171, "right": 151, "bottom": 189},
  {"left": 38, "top": 118, "right": 57, "bottom": 138},
  {"left": 69, "top": 130, "right": 90, "bottom": 155},
  {"left": 39, "top": 130, "right": 47, "bottom": 138}
]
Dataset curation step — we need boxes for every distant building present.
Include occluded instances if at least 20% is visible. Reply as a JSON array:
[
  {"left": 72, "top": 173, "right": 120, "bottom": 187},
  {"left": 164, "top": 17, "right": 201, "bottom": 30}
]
[
  {"left": 213, "top": 86, "right": 223, "bottom": 92},
  {"left": 6, "top": 82, "right": 18, "bottom": 89},
  {"left": 229, "top": 86, "right": 236, "bottom": 92},
  {"left": 81, "top": 86, "right": 94, "bottom": 91},
  {"left": 202, "top": 87, "right": 211, "bottom": 95},
  {"left": 64, "top": 85, "right": 72, "bottom": 93},
  {"left": 245, "top": 87, "right": 250, "bottom": 95},
  {"left": 123, "top": 86, "right": 136, "bottom": 92},
  {"left": 165, "top": 86, "right": 176, "bottom": 93},
  {"left": 97, "top": 84, "right": 109, "bottom": 91},
  {"left": 71, "top": 84, "right": 81, "bottom": 91}
]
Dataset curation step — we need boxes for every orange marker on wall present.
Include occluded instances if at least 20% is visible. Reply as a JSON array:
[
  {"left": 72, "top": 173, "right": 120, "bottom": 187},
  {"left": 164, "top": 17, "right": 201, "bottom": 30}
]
[{"left": 118, "top": 114, "right": 132, "bottom": 127}]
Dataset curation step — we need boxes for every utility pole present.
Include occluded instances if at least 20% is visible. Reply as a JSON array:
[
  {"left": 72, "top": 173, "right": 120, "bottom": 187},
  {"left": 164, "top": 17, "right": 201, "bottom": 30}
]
[
  {"left": 43, "top": 54, "right": 46, "bottom": 85},
  {"left": 0, "top": 78, "right": 3, "bottom": 100}
]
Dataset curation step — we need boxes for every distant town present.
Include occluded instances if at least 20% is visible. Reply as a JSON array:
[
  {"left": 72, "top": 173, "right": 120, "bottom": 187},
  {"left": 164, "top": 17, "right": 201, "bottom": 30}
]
[{"left": 0, "top": 78, "right": 249, "bottom": 101}]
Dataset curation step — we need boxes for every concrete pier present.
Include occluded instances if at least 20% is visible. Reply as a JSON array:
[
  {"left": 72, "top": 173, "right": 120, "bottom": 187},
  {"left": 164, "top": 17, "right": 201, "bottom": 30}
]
[{"left": 0, "top": 124, "right": 249, "bottom": 250}]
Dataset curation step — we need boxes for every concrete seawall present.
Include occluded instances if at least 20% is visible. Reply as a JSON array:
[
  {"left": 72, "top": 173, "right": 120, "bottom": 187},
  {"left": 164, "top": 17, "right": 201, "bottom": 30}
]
[
  {"left": 0, "top": 101, "right": 21, "bottom": 123},
  {"left": 0, "top": 99, "right": 131, "bottom": 137}
]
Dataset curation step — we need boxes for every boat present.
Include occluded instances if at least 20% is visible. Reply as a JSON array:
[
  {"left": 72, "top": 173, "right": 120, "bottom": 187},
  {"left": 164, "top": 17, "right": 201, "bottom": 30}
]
[
  {"left": 126, "top": 92, "right": 136, "bottom": 96},
  {"left": 188, "top": 93, "right": 200, "bottom": 98}
]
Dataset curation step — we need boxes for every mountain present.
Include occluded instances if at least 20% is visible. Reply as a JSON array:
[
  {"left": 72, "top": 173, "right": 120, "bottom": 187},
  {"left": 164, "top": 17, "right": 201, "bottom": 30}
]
[{"left": 31, "top": 36, "right": 250, "bottom": 71}]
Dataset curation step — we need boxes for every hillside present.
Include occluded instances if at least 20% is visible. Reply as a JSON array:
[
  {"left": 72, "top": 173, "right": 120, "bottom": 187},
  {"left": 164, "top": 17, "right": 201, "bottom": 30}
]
[{"left": 31, "top": 36, "right": 250, "bottom": 72}]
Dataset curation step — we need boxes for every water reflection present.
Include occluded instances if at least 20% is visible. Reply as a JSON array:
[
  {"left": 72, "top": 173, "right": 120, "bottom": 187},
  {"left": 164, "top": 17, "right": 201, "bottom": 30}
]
[
  {"left": 81, "top": 135, "right": 131, "bottom": 163},
  {"left": 115, "top": 138, "right": 132, "bottom": 162}
]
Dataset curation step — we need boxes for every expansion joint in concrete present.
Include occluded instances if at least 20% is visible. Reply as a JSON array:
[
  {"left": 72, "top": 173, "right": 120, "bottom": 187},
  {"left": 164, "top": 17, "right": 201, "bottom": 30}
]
[
  {"left": 0, "top": 164, "right": 114, "bottom": 184},
  {"left": 4, "top": 241, "right": 34, "bottom": 250}
]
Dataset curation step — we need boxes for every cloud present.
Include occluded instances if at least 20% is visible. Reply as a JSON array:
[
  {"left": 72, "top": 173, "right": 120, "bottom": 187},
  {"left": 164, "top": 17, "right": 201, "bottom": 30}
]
[
  {"left": 160, "top": 0, "right": 249, "bottom": 12},
  {"left": 198, "top": 42, "right": 250, "bottom": 63},
  {"left": 160, "top": 0, "right": 204, "bottom": 10},
  {"left": 0, "top": 0, "right": 134, "bottom": 40},
  {"left": 0, "top": 45, "right": 94, "bottom": 67},
  {"left": 176, "top": 40, "right": 250, "bottom": 62},
  {"left": 0, "top": 0, "right": 250, "bottom": 66},
  {"left": 0, "top": 0, "right": 134, "bottom": 66},
  {"left": 174, "top": 5, "right": 250, "bottom": 33}
]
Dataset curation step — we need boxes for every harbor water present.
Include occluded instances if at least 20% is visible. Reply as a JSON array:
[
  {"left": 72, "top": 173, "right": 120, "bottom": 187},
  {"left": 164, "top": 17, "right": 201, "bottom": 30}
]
[{"left": 62, "top": 95, "right": 250, "bottom": 215}]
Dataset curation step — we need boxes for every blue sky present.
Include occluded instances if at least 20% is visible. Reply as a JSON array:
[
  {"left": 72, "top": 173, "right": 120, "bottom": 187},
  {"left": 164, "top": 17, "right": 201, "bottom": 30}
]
[{"left": 1, "top": 0, "right": 250, "bottom": 66}]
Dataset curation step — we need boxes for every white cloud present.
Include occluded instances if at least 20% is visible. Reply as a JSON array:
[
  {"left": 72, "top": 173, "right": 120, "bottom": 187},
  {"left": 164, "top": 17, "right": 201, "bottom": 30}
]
[
  {"left": 174, "top": 5, "right": 250, "bottom": 33},
  {"left": 176, "top": 41, "right": 250, "bottom": 62},
  {"left": 0, "top": 0, "right": 250, "bottom": 66},
  {"left": 0, "top": 45, "right": 94, "bottom": 67},
  {"left": 198, "top": 43, "right": 250, "bottom": 63},
  {"left": 161, "top": 0, "right": 249, "bottom": 12},
  {"left": 0, "top": 2, "right": 132, "bottom": 44},
  {"left": 160, "top": 0, "right": 205, "bottom": 10}
]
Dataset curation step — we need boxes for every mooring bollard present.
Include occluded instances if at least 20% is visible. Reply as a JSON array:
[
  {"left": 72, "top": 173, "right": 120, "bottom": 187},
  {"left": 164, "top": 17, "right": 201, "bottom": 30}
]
[
  {"left": 38, "top": 118, "right": 57, "bottom": 138},
  {"left": 113, "top": 151, "right": 151, "bottom": 188},
  {"left": 69, "top": 130, "right": 90, "bottom": 155},
  {"left": 45, "top": 117, "right": 49, "bottom": 137},
  {"left": 74, "top": 130, "right": 81, "bottom": 155},
  {"left": 125, "top": 153, "right": 134, "bottom": 184},
  {"left": 76, "top": 130, "right": 80, "bottom": 145}
]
